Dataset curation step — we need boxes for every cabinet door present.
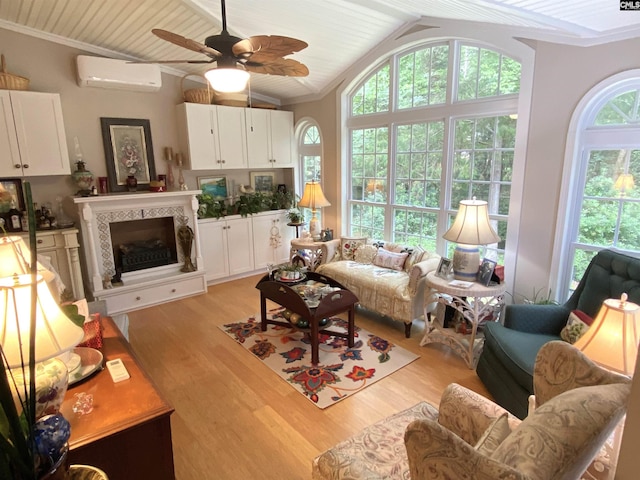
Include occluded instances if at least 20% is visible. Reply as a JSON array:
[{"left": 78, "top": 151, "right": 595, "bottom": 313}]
[
  {"left": 0, "top": 92, "right": 21, "bottom": 177},
  {"left": 9, "top": 91, "right": 69, "bottom": 176},
  {"left": 176, "top": 103, "right": 219, "bottom": 170},
  {"left": 245, "top": 108, "right": 271, "bottom": 167},
  {"left": 226, "top": 217, "right": 254, "bottom": 275},
  {"left": 269, "top": 110, "right": 294, "bottom": 167},
  {"left": 198, "top": 219, "right": 229, "bottom": 281},
  {"left": 215, "top": 105, "right": 247, "bottom": 169},
  {"left": 275, "top": 211, "right": 295, "bottom": 264},
  {"left": 252, "top": 213, "right": 278, "bottom": 269}
]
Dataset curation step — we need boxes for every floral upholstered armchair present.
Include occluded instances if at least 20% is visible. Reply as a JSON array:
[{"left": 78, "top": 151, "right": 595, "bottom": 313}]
[{"left": 312, "top": 341, "right": 631, "bottom": 480}]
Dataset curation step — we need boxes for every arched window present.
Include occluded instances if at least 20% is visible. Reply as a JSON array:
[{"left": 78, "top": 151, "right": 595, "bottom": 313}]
[
  {"left": 346, "top": 41, "right": 521, "bottom": 262},
  {"left": 553, "top": 73, "right": 640, "bottom": 300},
  {"left": 297, "top": 121, "right": 323, "bottom": 223}
]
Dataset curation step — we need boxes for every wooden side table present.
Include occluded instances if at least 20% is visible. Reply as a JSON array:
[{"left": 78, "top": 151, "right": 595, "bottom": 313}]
[
  {"left": 290, "top": 238, "right": 325, "bottom": 271},
  {"left": 421, "top": 272, "right": 506, "bottom": 369}
]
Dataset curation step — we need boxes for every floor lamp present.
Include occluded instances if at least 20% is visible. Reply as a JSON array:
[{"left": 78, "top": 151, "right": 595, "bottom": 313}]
[
  {"left": 574, "top": 293, "right": 640, "bottom": 479},
  {"left": 443, "top": 198, "right": 500, "bottom": 280},
  {"left": 298, "top": 181, "right": 330, "bottom": 241}
]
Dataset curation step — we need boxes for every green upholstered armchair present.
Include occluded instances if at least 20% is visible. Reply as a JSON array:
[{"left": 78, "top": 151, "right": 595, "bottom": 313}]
[{"left": 476, "top": 248, "right": 640, "bottom": 419}]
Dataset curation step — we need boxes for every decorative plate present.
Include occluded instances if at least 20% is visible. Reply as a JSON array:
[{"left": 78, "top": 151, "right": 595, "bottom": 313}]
[{"left": 69, "top": 347, "right": 104, "bottom": 385}]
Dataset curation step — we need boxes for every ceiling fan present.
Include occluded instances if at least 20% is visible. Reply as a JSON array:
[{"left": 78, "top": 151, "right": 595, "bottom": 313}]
[{"left": 143, "top": 0, "right": 308, "bottom": 91}]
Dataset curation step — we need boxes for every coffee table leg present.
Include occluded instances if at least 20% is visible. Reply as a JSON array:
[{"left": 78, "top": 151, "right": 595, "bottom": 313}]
[
  {"left": 260, "top": 294, "right": 267, "bottom": 332},
  {"left": 311, "top": 318, "right": 319, "bottom": 365},
  {"left": 348, "top": 308, "right": 355, "bottom": 347}
]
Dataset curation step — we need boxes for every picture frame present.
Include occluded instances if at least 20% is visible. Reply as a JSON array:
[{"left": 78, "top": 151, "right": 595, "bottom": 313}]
[
  {"left": 250, "top": 172, "right": 275, "bottom": 193},
  {"left": 198, "top": 175, "right": 228, "bottom": 199},
  {"left": 435, "top": 257, "right": 452, "bottom": 278},
  {"left": 100, "top": 118, "right": 156, "bottom": 192},
  {"left": 477, "top": 258, "right": 497, "bottom": 286},
  {"left": 0, "top": 178, "right": 25, "bottom": 211}
]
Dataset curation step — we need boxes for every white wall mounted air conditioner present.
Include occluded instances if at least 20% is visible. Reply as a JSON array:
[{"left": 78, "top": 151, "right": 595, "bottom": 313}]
[{"left": 76, "top": 55, "right": 162, "bottom": 92}]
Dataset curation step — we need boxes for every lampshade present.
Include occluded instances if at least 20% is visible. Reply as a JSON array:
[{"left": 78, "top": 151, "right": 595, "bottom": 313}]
[
  {"left": 204, "top": 67, "right": 250, "bottom": 93},
  {"left": 614, "top": 173, "right": 635, "bottom": 195},
  {"left": 298, "top": 181, "right": 331, "bottom": 209},
  {"left": 443, "top": 198, "right": 500, "bottom": 245},
  {"left": 298, "top": 182, "right": 331, "bottom": 241},
  {"left": 0, "top": 274, "right": 84, "bottom": 369},
  {"left": 0, "top": 235, "right": 55, "bottom": 282},
  {"left": 574, "top": 294, "right": 640, "bottom": 376},
  {"left": 443, "top": 198, "right": 500, "bottom": 281}
]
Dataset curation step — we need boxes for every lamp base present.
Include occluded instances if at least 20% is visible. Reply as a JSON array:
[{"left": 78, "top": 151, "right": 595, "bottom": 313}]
[
  {"left": 452, "top": 245, "right": 480, "bottom": 281},
  {"left": 309, "top": 213, "right": 321, "bottom": 241}
]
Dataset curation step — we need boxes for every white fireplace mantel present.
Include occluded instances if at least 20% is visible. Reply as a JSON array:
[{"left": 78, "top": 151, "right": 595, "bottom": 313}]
[{"left": 74, "top": 190, "right": 206, "bottom": 315}]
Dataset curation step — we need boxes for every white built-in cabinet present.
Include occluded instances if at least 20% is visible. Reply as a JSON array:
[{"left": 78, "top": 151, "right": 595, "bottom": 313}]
[
  {"left": 177, "top": 103, "right": 293, "bottom": 170},
  {"left": 0, "top": 91, "right": 70, "bottom": 177},
  {"left": 176, "top": 103, "right": 247, "bottom": 170},
  {"left": 245, "top": 108, "right": 294, "bottom": 168},
  {"left": 199, "top": 216, "right": 255, "bottom": 282},
  {"left": 198, "top": 210, "right": 295, "bottom": 282},
  {"left": 252, "top": 210, "right": 294, "bottom": 269}
]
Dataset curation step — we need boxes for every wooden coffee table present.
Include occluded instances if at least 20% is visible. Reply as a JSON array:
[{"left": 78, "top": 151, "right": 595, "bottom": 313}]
[{"left": 256, "top": 271, "right": 359, "bottom": 365}]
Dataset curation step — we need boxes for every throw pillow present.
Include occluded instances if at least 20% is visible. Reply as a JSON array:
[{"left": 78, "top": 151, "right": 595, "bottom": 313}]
[
  {"left": 354, "top": 244, "right": 378, "bottom": 264},
  {"left": 373, "top": 247, "right": 409, "bottom": 271},
  {"left": 404, "top": 246, "right": 426, "bottom": 273},
  {"left": 474, "top": 413, "right": 511, "bottom": 456},
  {"left": 560, "top": 310, "right": 594, "bottom": 344},
  {"left": 340, "top": 237, "right": 367, "bottom": 261}
]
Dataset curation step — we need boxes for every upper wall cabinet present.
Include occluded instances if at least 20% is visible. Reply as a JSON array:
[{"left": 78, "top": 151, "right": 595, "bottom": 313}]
[
  {"left": 0, "top": 91, "right": 70, "bottom": 177},
  {"left": 245, "top": 109, "right": 294, "bottom": 168},
  {"left": 176, "top": 103, "right": 247, "bottom": 170}
]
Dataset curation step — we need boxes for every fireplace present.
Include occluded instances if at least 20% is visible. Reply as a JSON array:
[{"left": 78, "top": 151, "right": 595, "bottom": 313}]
[{"left": 74, "top": 191, "right": 206, "bottom": 315}]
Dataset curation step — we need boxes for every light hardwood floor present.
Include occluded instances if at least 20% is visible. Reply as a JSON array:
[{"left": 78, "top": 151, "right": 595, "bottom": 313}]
[{"left": 126, "top": 274, "right": 491, "bottom": 479}]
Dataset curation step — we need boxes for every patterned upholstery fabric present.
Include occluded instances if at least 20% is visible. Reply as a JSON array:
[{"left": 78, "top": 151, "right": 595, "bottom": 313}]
[{"left": 312, "top": 341, "right": 630, "bottom": 480}]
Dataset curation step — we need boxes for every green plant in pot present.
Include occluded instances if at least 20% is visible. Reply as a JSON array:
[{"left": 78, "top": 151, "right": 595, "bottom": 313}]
[{"left": 0, "top": 182, "right": 88, "bottom": 479}]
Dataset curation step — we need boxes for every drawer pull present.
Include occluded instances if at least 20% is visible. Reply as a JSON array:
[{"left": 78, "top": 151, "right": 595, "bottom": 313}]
[
  {"left": 171, "top": 288, "right": 176, "bottom": 293},
  {"left": 135, "top": 296, "right": 141, "bottom": 301},
  {"left": 37, "top": 239, "right": 44, "bottom": 244}
]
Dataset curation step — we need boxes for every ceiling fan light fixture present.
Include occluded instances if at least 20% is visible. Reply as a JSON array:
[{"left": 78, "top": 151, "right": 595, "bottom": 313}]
[{"left": 204, "top": 67, "right": 250, "bottom": 93}]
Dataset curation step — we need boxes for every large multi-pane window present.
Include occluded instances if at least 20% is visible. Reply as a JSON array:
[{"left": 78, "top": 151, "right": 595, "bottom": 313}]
[
  {"left": 347, "top": 41, "right": 521, "bottom": 260},
  {"left": 559, "top": 85, "right": 640, "bottom": 299}
]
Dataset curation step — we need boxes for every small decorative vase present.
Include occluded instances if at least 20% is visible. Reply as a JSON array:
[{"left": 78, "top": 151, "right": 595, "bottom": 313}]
[
  {"left": 126, "top": 175, "right": 138, "bottom": 192},
  {"left": 72, "top": 161, "right": 94, "bottom": 196}
]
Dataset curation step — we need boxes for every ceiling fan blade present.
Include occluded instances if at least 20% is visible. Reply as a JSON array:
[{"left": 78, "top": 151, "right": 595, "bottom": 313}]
[
  {"left": 245, "top": 56, "right": 309, "bottom": 77},
  {"left": 247, "top": 35, "right": 308, "bottom": 57},
  {"left": 231, "top": 39, "right": 255, "bottom": 58},
  {"left": 152, "top": 29, "right": 222, "bottom": 58},
  {"left": 129, "top": 59, "right": 216, "bottom": 64}
]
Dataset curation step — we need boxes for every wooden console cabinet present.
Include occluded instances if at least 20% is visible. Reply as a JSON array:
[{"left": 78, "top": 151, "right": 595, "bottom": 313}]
[{"left": 60, "top": 316, "right": 175, "bottom": 480}]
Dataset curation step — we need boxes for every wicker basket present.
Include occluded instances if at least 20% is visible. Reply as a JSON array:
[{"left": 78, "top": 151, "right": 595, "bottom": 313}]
[
  {"left": 181, "top": 74, "right": 213, "bottom": 104},
  {"left": 0, "top": 54, "right": 29, "bottom": 91},
  {"left": 213, "top": 91, "right": 248, "bottom": 107}
]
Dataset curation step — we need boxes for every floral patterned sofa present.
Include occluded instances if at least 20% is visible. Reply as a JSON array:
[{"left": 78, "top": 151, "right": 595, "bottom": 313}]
[
  {"left": 312, "top": 341, "right": 630, "bottom": 480},
  {"left": 315, "top": 237, "right": 441, "bottom": 337}
]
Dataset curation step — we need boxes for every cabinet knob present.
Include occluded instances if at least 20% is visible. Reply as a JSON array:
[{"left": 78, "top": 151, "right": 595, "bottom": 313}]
[
  {"left": 14, "top": 164, "right": 21, "bottom": 169},
  {"left": 135, "top": 296, "right": 141, "bottom": 301},
  {"left": 171, "top": 288, "right": 176, "bottom": 293},
  {"left": 37, "top": 239, "right": 43, "bottom": 244},
  {"left": 23, "top": 164, "right": 29, "bottom": 169},
  {"left": 221, "top": 159, "right": 226, "bottom": 164}
]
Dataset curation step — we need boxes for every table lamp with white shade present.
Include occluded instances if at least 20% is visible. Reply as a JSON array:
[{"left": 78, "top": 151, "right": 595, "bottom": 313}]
[
  {"left": 298, "top": 181, "right": 331, "bottom": 241},
  {"left": 443, "top": 198, "right": 500, "bottom": 280},
  {"left": 573, "top": 293, "right": 640, "bottom": 479}
]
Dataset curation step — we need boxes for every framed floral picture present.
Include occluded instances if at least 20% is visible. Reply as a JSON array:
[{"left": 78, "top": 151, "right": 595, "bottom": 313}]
[
  {"left": 0, "top": 178, "right": 25, "bottom": 211},
  {"left": 100, "top": 118, "right": 156, "bottom": 192}
]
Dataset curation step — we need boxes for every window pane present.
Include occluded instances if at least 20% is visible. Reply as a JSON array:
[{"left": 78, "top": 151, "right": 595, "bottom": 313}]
[
  {"left": 351, "top": 64, "right": 390, "bottom": 116},
  {"left": 351, "top": 127, "right": 389, "bottom": 203},
  {"left": 594, "top": 89, "right": 640, "bottom": 126},
  {"left": 578, "top": 198, "right": 617, "bottom": 245},
  {"left": 397, "top": 45, "right": 449, "bottom": 109},
  {"left": 457, "top": 45, "right": 520, "bottom": 101},
  {"left": 393, "top": 208, "right": 438, "bottom": 250},
  {"left": 350, "top": 203, "right": 385, "bottom": 240},
  {"left": 303, "top": 156, "right": 321, "bottom": 182},
  {"left": 303, "top": 126, "right": 320, "bottom": 144}
]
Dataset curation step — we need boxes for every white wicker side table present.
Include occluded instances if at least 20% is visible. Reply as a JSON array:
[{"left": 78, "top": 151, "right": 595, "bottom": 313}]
[{"left": 421, "top": 271, "right": 506, "bottom": 369}]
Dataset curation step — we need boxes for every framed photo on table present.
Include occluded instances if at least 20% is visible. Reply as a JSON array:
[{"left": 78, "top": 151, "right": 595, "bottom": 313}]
[
  {"left": 435, "top": 257, "right": 452, "bottom": 278},
  {"left": 100, "top": 118, "right": 156, "bottom": 192},
  {"left": 0, "top": 178, "right": 25, "bottom": 211},
  {"left": 198, "top": 176, "right": 228, "bottom": 199},
  {"left": 477, "top": 258, "right": 497, "bottom": 286},
  {"left": 250, "top": 171, "right": 275, "bottom": 193}
]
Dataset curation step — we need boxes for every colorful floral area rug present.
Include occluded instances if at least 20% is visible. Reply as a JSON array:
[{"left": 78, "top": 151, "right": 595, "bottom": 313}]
[{"left": 221, "top": 308, "right": 419, "bottom": 409}]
